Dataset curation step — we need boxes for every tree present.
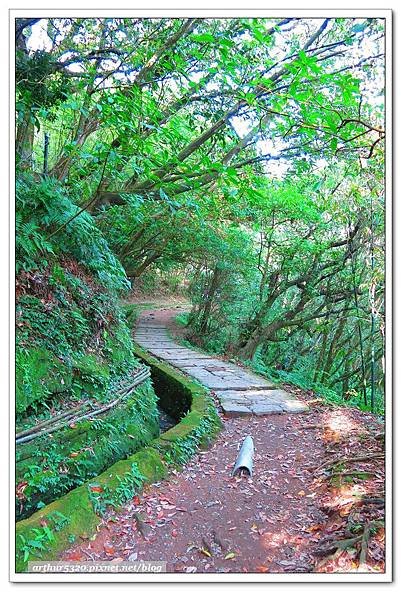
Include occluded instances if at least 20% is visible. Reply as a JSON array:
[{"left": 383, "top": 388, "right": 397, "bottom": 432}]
[{"left": 15, "top": 16, "right": 385, "bottom": 410}]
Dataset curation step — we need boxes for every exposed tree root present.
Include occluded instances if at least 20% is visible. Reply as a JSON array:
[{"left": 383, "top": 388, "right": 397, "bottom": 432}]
[
  {"left": 316, "top": 520, "right": 384, "bottom": 571},
  {"left": 317, "top": 452, "right": 384, "bottom": 472},
  {"left": 322, "top": 469, "right": 375, "bottom": 481},
  {"left": 315, "top": 535, "right": 363, "bottom": 557},
  {"left": 360, "top": 496, "right": 384, "bottom": 506}
]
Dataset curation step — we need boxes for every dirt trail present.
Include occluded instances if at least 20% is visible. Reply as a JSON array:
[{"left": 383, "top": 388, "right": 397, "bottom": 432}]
[
  {"left": 61, "top": 309, "right": 385, "bottom": 573},
  {"left": 63, "top": 411, "right": 327, "bottom": 573}
]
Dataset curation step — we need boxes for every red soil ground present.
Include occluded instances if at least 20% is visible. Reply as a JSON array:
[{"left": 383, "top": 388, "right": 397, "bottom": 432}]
[{"left": 61, "top": 310, "right": 385, "bottom": 574}]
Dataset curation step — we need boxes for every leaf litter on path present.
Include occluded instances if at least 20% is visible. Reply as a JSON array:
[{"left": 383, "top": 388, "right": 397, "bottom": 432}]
[{"left": 60, "top": 310, "right": 385, "bottom": 574}]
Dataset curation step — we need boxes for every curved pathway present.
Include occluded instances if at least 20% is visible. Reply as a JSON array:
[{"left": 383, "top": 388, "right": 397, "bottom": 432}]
[
  {"left": 134, "top": 309, "right": 307, "bottom": 416},
  {"left": 60, "top": 309, "right": 384, "bottom": 574},
  {"left": 62, "top": 308, "right": 327, "bottom": 574}
]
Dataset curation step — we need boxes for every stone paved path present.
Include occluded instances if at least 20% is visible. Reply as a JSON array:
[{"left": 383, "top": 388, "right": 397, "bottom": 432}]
[{"left": 134, "top": 310, "right": 307, "bottom": 416}]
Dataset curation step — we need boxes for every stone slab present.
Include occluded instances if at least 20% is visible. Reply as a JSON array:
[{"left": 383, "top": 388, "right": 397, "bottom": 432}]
[
  {"left": 280, "top": 401, "right": 308, "bottom": 414},
  {"left": 219, "top": 403, "right": 253, "bottom": 417},
  {"left": 135, "top": 338, "right": 172, "bottom": 344},
  {"left": 168, "top": 357, "right": 222, "bottom": 367},
  {"left": 135, "top": 329, "right": 169, "bottom": 332},
  {"left": 135, "top": 324, "right": 168, "bottom": 328},
  {"left": 135, "top": 335, "right": 173, "bottom": 340},
  {"left": 134, "top": 312, "right": 308, "bottom": 415},
  {"left": 134, "top": 338, "right": 172, "bottom": 344},
  {"left": 135, "top": 342, "right": 173, "bottom": 347},
  {"left": 135, "top": 342, "right": 180, "bottom": 349},
  {"left": 215, "top": 389, "right": 290, "bottom": 404},
  {"left": 215, "top": 389, "right": 307, "bottom": 414},
  {"left": 147, "top": 349, "right": 210, "bottom": 360},
  {"left": 135, "top": 329, "right": 170, "bottom": 334},
  {"left": 178, "top": 366, "right": 276, "bottom": 390}
]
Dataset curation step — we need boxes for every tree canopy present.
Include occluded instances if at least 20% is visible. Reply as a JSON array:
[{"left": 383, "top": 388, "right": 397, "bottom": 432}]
[{"left": 15, "top": 16, "right": 385, "bottom": 412}]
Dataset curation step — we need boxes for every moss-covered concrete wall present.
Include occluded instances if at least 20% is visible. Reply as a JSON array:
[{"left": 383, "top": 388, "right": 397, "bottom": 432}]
[
  {"left": 133, "top": 344, "right": 193, "bottom": 419},
  {"left": 15, "top": 345, "right": 221, "bottom": 573}
]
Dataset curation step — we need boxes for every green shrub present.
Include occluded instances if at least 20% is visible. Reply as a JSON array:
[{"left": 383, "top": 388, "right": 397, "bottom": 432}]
[
  {"left": 71, "top": 354, "right": 110, "bottom": 399},
  {"left": 16, "top": 379, "right": 160, "bottom": 519}
]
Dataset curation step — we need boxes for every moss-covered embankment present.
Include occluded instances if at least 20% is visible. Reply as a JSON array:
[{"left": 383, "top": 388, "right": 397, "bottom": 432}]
[
  {"left": 16, "top": 377, "right": 160, "bottom": 520},
  {"left": 15, "top": 345, "right": 221, "bottom": 572},
  {"left": 15, "top": 262, "right": 163, "bottom": 521}
]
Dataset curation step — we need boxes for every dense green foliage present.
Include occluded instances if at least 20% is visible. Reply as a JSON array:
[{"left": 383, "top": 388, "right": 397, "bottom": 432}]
[
  {"left": 14, "top": 171, "right": 165, "bottom": 516},
  {"left": 15, "top": 347, "right": 220, "bottom": 572},
  {"left": 16, "top": 249, "right": 134, "bottom": 416},
  {"left": 183, "top": 162, "right": 385, "bottom": 411},
  {"left": 16, "top": 174, "right": 129, "bottom": 289},
  {"left": 15, "top": 11, "right": 385, "bottom": 476}
]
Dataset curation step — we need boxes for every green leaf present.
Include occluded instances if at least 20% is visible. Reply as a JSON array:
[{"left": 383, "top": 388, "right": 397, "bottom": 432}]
[
  {"left": 192, "top": 33, "right": 215, "bottom": 43},
  {"left": 253, "top": 29, "right": 267, "bottom": 43},
  {"left": 330, "top": 138, "right": 338, "bottom": 152}
]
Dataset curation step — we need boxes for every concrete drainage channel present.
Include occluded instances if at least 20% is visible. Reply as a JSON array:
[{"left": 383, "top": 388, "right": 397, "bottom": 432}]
[
  {"left": 158, "top": 406, "right": 177, "bottom": 432},
  {"left": 15, "top": 346, "right": 221, "bottom": 572}
]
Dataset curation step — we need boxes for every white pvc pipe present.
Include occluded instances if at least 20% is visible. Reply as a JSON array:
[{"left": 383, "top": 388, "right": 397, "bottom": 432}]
[{"left": 232, "top": 435, "right": 254, "bottom": 477}]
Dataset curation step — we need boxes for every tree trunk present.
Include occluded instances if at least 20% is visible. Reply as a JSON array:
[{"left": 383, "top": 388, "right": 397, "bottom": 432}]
[
  {"left": 50, "top": 116, "right": 99, "bottom": 181},
  {"left": 16, "top": 111, "right": 34, "bottom": 170},
  {"left": 198, "top": 266, "right": 221, "bottom": 336},
  {"left": 320, "top": 312, "right": 348, "bottom": 382},
  {"left": 313, "top": 330, "right": 328, "bottom": 382},
  {"left": 126, "top": 251, "right": 162, "bottom": 278},
  {"left": 236, "top": 333, "right": 263, "bottom": 361}
]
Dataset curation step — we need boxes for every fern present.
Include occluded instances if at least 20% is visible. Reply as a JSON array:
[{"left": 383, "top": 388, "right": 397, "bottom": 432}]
[
  {"left": 16, "top": 174, "right": 130, "bottom": 291},
  {"left": 16, "top": 217, "right": 54, "bottom": 272}
]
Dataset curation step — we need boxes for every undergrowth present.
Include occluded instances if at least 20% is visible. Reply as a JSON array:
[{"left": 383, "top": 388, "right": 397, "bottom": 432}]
[
  {"left": 16, "top": 379, "right": 160, "bottom": 520},
  {"left": 174, "top": 315, "right": 384, "bottom": 415},
  {"left": 248, "top": 350, "right": 384, "bottom": 415},
  {"left": 88, "top": 463, "right": 146, "bottom": 516},
  {"left": 155, "top": 404, "right": 221, "bottom": 467},
  {"left": 15, "top": 175, "right": 162, "bottom": 519}
]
